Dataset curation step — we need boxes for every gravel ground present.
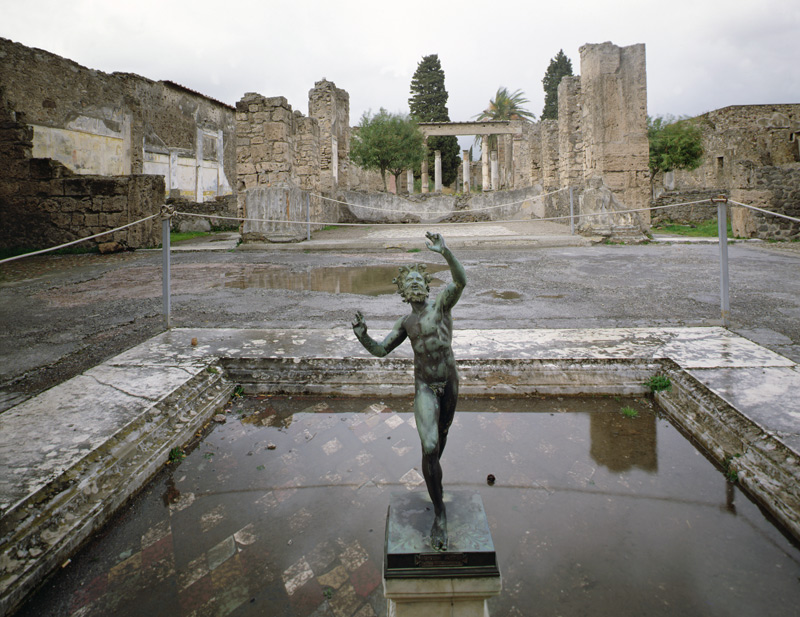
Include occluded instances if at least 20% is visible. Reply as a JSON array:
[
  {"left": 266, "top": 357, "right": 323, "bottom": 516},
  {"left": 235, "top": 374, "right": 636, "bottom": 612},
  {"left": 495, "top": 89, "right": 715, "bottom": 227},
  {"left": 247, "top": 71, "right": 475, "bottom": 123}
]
[{"left": 2, "top": 236, "right": 799, "bottom": 413}]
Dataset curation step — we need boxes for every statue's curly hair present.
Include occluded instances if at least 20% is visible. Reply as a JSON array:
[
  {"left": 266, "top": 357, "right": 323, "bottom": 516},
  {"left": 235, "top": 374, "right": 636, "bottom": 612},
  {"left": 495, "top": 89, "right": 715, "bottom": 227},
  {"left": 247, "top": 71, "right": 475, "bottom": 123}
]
[{"left": 393, "top": 263, "right": 432, "bottom": 301}]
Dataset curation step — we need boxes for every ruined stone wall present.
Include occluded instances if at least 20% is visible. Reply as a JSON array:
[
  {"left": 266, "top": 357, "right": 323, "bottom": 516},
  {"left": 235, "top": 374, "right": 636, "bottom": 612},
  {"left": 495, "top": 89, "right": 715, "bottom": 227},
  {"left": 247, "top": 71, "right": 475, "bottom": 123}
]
[
  {"left": 308, "top": 80, "right": 350, "bottom": 194},
  {"left": 672, "top": 105, "right": 800, "bottom": 191},
  {"left": 557, "top": 76, "right": 583, "bottom": 189},
  {"left": 663, "top": 105, "right": 800, "bottom": 238},
  {"left": 0, "top": 99, "right": 162, "bottom": 251},
  {"left": 650, "top": 190, "right": 728, "bottom": 225},
  {"left": 0, "top": 37, "right": 235, "bottom": 202},
  {"left": 169, "top": 195, "right": 238, "bottom": 233},
  {"left": 731, "top": 165, "right": 800, "bottom": 239},
  {"left": 236, "top": 93, "right": 345, "bottom": 237},
  {"left": 579, "top": 42, "right": 649, "bottom": 229},
  {"left": 539, "top": 121, "right": 560, "bottom": 191}
]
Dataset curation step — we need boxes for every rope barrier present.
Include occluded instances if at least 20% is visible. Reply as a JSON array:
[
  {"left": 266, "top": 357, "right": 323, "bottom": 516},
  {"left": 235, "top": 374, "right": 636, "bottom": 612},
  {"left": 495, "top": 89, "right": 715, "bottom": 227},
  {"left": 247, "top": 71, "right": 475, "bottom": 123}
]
[
  {"left": 1, "top": 194, "right": 795, "bottom": 267},
  {"left": 728, "top": 200, "right": 800, "bottom": 224},
  {"left": 174, "top": 197, "right": 718, "bottom": 229},
  {"left": 311, "top": 186, "right": 569, "bottom": 216},
  {"left": 0, "top": 213, "right": 161, "bottom": 265}
]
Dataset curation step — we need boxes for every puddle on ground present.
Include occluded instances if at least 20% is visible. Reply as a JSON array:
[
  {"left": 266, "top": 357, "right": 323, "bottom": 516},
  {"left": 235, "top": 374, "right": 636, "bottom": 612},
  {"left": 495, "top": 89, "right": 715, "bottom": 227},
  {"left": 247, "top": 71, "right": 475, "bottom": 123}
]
[
  {"left": 479, "top": 290, "right": 522, "bottom": 300},
  {"left": 220, "top": 264, "right": 449, "bottom": 295},
  {"left": 17, "top": 395, "right": 800, "bottom": 617}
]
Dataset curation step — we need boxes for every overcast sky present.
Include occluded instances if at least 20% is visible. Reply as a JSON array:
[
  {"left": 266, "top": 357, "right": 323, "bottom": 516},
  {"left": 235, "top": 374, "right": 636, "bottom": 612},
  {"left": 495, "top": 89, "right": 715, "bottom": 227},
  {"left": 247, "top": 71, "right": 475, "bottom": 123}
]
[{"left": 3, "top": 0, "right": 799, "bottom": 131}]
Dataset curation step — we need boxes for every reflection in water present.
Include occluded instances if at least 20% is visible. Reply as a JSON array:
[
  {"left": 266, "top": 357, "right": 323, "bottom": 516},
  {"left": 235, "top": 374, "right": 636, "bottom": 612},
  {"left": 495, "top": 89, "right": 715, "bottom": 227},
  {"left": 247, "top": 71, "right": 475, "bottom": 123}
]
[
  {"left": 16, "top": 395, "right": 800, "bottom": 617},
  {"left": 221, "top": 264, "right": 448, "bottom": 295},
  {"left": 589, "top": 411, "right": 658, "bottom": 472}
]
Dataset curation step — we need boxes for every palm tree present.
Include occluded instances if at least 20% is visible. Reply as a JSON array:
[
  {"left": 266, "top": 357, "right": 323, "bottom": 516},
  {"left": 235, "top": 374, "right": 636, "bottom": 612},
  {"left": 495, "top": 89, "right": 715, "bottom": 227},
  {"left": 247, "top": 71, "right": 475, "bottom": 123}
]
[
  {"left": 473, "top": 87, "right": 535, "bottom": 151},
  {"left": 475, "top": 87, "right": 536, "bottom": 123}
]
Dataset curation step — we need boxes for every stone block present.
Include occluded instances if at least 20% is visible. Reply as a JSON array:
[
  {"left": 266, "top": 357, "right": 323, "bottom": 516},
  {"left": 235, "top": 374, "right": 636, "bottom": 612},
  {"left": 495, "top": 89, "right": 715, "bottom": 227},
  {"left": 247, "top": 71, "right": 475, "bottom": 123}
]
[
  {"left": 63, "top": 177, "right": 92, "bottom": 196},
  {"left": 238, "top": 162, "right": 256, "bottom": 175},
  {"left": 264, "top": 96, "right": 289, "bottom": 109},
  {"left": 249, "top": 144, "right": 269, "bottom": 162},
  {"left": 263, "top": 122, "right": 288, "bottom": 142}
]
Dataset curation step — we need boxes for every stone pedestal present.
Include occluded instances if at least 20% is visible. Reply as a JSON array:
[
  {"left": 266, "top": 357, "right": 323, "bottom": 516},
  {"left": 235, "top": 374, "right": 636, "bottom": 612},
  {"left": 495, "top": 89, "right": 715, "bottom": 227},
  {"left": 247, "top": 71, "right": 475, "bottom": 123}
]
[{"left": 384, "top": 491, "right": 501, "bottom": 616}]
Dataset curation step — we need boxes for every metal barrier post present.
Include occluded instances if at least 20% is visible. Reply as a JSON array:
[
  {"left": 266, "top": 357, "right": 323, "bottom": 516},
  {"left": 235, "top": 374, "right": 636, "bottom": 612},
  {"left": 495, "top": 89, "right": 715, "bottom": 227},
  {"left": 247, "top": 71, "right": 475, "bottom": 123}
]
[
  {"left": 161, "top": 206, "right": 175, "bottom": 329},
  {"left": 569, "top": 187, "right": 575, "bottom": 235},
  {"left": 713, "top": 196, "right": 730, "bottom": 327}
]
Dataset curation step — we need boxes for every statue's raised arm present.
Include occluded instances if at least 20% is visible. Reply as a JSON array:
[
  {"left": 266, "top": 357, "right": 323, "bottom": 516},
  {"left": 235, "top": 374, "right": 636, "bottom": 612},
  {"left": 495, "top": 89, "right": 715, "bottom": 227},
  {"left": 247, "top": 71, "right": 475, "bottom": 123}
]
[{"left": 425, "top": 231, "right": 466, "bottom": 310}]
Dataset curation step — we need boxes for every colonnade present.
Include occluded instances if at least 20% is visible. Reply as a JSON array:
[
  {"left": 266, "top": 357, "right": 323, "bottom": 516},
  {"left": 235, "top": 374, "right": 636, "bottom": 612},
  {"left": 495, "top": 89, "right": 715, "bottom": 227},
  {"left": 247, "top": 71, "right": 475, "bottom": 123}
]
[{"left": 411, "top": 121, "right": 522, "bottom": 194}]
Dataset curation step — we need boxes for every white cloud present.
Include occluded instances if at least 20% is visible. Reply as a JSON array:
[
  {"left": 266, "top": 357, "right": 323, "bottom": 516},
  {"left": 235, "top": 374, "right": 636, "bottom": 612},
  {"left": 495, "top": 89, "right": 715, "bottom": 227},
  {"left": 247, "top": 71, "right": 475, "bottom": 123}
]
[{"left": 1, "top": 0, "right": 797, "bottom": 124}]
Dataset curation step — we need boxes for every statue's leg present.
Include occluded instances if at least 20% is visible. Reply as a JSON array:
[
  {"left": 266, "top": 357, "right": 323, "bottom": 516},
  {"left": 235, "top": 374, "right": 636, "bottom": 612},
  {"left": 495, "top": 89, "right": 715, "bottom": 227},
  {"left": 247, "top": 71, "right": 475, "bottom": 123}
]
[
  {"left": 414, "top": 383, "right": 447, "bottom": 550},
  {"left": 437, "top": 376, "right": 458, "bottom": 459}
]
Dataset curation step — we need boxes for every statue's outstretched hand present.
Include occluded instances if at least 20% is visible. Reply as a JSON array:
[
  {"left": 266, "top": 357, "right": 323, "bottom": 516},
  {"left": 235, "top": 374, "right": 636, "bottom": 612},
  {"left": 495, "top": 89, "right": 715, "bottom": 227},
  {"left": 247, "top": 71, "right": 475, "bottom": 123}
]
[
  {"left": 425, "top": 231, "right": 446, "bottom": 254},
  {"left": 352, "top": 311, "right": 367, "bottom": 338}
]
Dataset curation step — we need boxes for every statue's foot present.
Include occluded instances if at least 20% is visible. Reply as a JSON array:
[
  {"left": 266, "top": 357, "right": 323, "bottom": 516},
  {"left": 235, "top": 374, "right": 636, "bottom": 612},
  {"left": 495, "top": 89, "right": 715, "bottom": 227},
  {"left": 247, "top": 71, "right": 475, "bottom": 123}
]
[{"left": 430, "top": 515, "right": 448, "bottom": 552}]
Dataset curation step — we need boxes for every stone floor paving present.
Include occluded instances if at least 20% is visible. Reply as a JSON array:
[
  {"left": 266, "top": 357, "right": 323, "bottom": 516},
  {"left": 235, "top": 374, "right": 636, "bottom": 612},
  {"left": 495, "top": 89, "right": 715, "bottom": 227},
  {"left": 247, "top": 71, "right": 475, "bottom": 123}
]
[{"left": 14, "top": 395, "right": 800, "bottom": 617}]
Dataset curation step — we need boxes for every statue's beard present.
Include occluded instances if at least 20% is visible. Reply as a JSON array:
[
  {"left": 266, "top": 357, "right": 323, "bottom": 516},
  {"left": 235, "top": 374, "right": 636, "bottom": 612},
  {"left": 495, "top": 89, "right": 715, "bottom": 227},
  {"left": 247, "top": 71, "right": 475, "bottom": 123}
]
[{"left": 403, "top": 289, "right": 429, "bottom": 303}]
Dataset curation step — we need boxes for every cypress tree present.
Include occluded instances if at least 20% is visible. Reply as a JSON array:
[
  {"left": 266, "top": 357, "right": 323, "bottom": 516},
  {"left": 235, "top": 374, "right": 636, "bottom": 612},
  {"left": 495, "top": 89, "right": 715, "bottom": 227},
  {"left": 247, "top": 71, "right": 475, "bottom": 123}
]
[
  {"left": 541, "top": 50, "right": 573, "bottom": 120},
  {"left": 409, "top": 54, "right": 461, "bottom": 187}
]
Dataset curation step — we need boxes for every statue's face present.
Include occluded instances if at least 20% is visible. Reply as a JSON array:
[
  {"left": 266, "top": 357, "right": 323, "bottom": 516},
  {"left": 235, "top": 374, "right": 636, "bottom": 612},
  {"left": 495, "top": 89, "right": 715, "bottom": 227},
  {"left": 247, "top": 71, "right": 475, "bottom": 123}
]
[{"left": 401, "top": 271, "right": 429, "bottom": 303}]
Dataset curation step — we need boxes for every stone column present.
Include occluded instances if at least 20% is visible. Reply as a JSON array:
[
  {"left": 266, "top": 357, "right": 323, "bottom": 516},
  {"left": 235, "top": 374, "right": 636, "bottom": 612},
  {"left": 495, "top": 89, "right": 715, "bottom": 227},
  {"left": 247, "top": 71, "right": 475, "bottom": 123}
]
[
  {"left": 195, "top": 127, "right": 204, "bottom": 202},
  {"left": 481, "top": 136, "right": 490, "bottom": 191},
  {"left": 490, "top": 150, "right": 499, "bottom": 191},
  {"left": 462, "top": 150, "right": 470, "bottom": 194},
  {"left": 421, "top": 137, "right": 429, "bottom": 193},
  {"left": 434, "top": 150, "right": 442, "bottom": 192},
  {"left": 168, "top": 150, "right": 179, "bottom": 199},
  {"left": 407, "top": 169, "right": 414, "bottom": 194}
]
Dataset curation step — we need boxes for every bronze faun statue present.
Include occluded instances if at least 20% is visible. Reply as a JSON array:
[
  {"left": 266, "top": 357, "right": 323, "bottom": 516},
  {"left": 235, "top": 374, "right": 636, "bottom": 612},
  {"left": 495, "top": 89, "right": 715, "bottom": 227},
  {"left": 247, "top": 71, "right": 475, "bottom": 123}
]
[{"left": 352, "top": 232, "right": 466, "bottom": 551}]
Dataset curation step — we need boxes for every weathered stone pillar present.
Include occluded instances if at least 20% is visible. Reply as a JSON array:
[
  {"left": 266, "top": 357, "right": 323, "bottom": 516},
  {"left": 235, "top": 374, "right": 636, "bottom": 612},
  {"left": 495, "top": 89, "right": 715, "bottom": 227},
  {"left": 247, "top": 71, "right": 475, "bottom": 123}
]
[
  {"left": 407, "top": 169, "right": 414, "bottom": 194},
  {"left": 434, "top": 150, "right": 442, "bottom": 192},
  {"left": 462, "top": 150, "right": 470, "bottom": 193},
  {"left": 195, "top": 127, "right": 204, "bottom": 202},
  {"left": 579, "top": 42, "right": 649, "bottom": 230},
  {"left": 421, "top": 137, "right": 429, "bottom": 193},
  {"left": 481, "top": 136, "right": 490, "bottom": 191},
  {"left": 490, "top": 150, "right": 499, "bottom": 191}
]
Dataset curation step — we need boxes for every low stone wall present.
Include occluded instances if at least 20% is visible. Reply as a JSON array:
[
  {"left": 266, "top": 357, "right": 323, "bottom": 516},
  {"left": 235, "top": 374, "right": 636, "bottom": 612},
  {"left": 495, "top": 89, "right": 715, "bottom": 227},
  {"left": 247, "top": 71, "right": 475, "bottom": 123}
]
[
  {"left": 241, "top": 185, "right": 314, "bottom": 243},
  {"left": 0, "top": 100, "right": 163, "bottom": 252},
  {"left": 0, "top": 163, "right": 163, "bottom": 251},
  {"left": 336, "top": 185, "right": 546, "bottom": 225},
  {"left": 731, "top": 164, "right": 800, "bottom": 239},
  {"left": 651, "top": 189, "right": 728, "bottom": 225},
  {"left": 169, "top": 195, "right": 238, "bottom": 233}
]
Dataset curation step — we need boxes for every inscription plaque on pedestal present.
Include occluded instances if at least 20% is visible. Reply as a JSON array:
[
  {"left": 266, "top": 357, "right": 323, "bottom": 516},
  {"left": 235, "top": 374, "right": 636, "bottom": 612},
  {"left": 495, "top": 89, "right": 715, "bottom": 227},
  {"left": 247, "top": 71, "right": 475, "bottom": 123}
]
[{"left": 384, "top": 491, "right": 499, "bottom": 579}]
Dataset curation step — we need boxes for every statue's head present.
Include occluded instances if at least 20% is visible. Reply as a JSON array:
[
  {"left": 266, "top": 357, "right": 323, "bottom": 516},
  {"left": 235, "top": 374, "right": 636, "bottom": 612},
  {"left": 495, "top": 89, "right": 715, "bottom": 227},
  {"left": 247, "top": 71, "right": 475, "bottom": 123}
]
[{"left": 393, "top": 263, "right": 432, "bottom": 303}]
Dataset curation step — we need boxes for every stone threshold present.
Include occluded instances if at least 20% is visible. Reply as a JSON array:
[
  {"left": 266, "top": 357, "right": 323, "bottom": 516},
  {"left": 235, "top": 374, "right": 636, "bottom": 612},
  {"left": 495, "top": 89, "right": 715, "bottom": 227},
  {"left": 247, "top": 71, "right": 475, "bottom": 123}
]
[{"left": 1, "top": 326, "right": 799, "bottom": 614}]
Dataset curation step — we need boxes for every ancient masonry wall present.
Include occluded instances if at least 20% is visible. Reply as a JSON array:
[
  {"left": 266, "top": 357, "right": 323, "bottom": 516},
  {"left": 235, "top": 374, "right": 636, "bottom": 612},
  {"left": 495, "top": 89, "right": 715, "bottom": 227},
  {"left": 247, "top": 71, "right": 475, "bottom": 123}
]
[
  {"left": 557, "top": 76, "right": 583, "bottom": 189},
  {"left": 0, "top": 100, "right": 162, "bottom": 251},
  {"left": 579, "top": 42, "right": 650, "bottom": 228},
  {"left": 308, "top": 80, "right": 350, "bottom": 195},
  {"left": 665, "top": 105, "right": 800, "bottom": 238},
  {"left": 732, "top": 166, "right": 800, "bottom": 240},
  {"left": 0, "top": 37, "right": 235, "bottom": 203},
  {"left": 236, "top": 91, "right": 342, "bottom": 237},
  {"left": 512, "top": 42, "right": 648, "bottom": 232}
]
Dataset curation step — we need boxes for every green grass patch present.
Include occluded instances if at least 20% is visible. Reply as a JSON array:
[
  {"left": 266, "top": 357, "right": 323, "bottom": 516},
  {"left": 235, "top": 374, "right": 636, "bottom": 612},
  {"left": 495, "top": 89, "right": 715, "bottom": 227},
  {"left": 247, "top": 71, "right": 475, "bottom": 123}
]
[
  {"left": 620, "top": 406, "right": 639, "bottom": 418},
  {"left": 170, "top": 231, "right": 211, "bottom": 243},
  {"left": 653, "top": 218, "right": 732, "bottom": 238},
  {"left": 645, "top": 375, "right": 672, "bottom": 393}
]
